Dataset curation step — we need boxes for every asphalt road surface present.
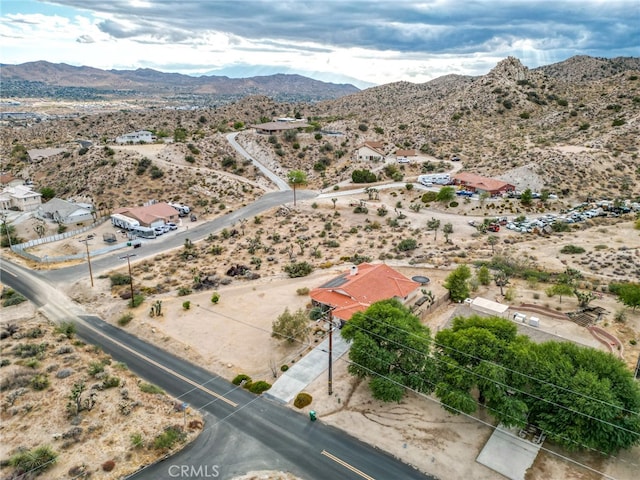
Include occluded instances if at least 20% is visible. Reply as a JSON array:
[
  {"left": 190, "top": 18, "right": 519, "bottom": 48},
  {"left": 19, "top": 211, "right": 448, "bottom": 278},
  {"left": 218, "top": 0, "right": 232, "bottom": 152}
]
[{"left": 1, "top": 257, "right": 434, "bottom": 480}]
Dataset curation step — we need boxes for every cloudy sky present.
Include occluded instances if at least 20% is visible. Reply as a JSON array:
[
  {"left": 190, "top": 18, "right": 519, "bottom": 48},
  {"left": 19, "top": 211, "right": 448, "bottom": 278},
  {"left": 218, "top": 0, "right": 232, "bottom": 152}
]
[{"left": 1, "top": 0, "right": 638, "bottom": 88}]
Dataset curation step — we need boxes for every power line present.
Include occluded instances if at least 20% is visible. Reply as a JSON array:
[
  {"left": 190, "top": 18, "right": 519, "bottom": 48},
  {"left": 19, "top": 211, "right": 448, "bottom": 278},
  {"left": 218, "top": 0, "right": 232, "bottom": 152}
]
[
  {"left": 353, "top": 307, "right": 640, "bottom": 417},
  {"left": 340, "top": 313, "right": 640, "bottom": 437}
]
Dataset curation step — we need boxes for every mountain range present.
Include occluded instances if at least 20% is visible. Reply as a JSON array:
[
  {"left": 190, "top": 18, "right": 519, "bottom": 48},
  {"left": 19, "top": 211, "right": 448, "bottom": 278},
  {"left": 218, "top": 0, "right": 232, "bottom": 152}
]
[{"left": 0, "top": 61, "right": 361, "bottom": 102}]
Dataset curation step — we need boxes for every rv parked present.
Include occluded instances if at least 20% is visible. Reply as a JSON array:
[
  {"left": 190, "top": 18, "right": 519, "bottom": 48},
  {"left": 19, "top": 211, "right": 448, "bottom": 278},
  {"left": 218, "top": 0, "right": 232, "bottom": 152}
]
[
  {"left": 418, "top": 173, "right": 451, "bottom": 186},
  {"left": 111, "top": 213, "right": 140, "bottom": 231},
  {"left": 169, "top": 203, "right": 191, "bottom": 217}
]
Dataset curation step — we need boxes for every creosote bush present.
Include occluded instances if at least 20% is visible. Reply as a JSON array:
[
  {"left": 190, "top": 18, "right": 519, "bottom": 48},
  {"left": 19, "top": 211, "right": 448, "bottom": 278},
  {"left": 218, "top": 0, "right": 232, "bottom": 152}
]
[{"left": 294, "top": 392, "right": 313, "bottom": 409}]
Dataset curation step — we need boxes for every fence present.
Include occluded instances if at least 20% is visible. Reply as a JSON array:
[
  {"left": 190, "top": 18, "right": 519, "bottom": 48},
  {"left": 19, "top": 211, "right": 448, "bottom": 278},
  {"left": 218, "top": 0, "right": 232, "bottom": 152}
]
[
  {"left": 418, "top": 291, "right": 451, "bottom": 319},
  {"left": 10, "top": 217, "right": 111, "bottom": 263}
]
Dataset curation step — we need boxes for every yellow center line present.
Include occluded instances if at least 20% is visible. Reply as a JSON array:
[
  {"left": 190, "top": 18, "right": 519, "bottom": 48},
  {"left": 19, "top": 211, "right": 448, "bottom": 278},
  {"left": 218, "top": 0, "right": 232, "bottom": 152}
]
[
  {"left": 81, "top": 317, "right": 238, "bottom": 408},
  {"left": 321, "top": 449, "right": 375, "bottom": 480}
]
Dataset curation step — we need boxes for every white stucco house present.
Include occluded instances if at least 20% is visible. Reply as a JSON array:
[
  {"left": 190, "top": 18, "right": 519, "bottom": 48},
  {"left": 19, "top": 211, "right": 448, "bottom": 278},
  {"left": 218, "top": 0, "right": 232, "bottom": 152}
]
[
  {"left": 355, "top": 141, "right": 386, "bottom": 162},
  {"left": 0, "top": 185, "right": 42, "bottom": 211},
  {"left": 115, "top": 130, "right": 155, "bottom": 144}
]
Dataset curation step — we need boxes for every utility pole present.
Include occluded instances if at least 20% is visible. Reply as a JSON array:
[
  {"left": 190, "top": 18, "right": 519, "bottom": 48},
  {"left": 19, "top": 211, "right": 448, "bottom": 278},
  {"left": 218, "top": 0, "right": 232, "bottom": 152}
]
[
  {"left": 120, "top": 254, "right": 136, "bottom": 306},
  {"left": 78, "top": 238, "right": 94, "bottom": 287}
]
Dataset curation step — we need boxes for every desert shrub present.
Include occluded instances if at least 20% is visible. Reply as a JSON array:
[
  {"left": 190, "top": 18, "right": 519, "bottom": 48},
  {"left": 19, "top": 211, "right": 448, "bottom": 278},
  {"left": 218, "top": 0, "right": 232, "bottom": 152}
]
[
  {"left": 296, "top": 287, "right": 310, "bottom": 296},
  {"left": 118, "top": 313, "right": 133, "bottom": 326},
  {"left": 102, "top": 460, "right": 115, "bottom": 472},
  {"left": 294, "top": 392, "right": 313, "bottom": 409},
  {"left": 551, "top": 221, "right": 570, "bottom": 232},
  {"left": 284, "top": 261, "right": 314, "bottom": 278},
  {"left": 1, "top": 288, "right": 27, "bottom": 307},
  {"left": 247, "top": 380, "right": 271, "bottom": 394},
  {"left": 449, "top": 201, "right": 459, "bottom": 208},
  {"left": 131, "top": 432, "right": 144, "bottom": 449},
  {"left": 280, "top": 365, "right": 289, "bottom": 372},
  {"left": 130, "top": 294, "right": 144, "bottom": 308},
  {"left": 504, "top": 288, "right": 516, "bottom": 302},
  {"left": 182, "top": 301, "right": 191, "bottom": 310},
  {"left": 614, "top": 309, "right": 627, "bottom": 323},
  {"left": 210, "top": 292, "right": 220, "bottom": 304},
  {"left": 397, "top": 238, "right": 417, "bottom": 251},
  {"left": 139, "top": 382, "right": 164, "bottom": 394},
  {"left": 9, "top": 445, "right": 58, "bottom": 476},
  {"left": 88, "top": 361, "right": 105, "bottom": 376},
  {"left": 560, "top": 245, "right": 585, "bottom": 254},
  {"left": 31, "top": 373, "right": 50, "bottom": 391},
  {"left": 0, "top": 359, "right": 10, "bottom": 367},
  {"left": 110, "top": 273, "right": 131, "bottom": 286},
  {"left": 153, "top": 425, "right": 186, "bottom": 450},
  {"left": 177, "top": 286, "right": 192, "bottom": 296},
  {"left": 232, "top": 374, "right": 252, "bottom": 386},
  {"left": 421, "top": 191, "right": 438, "bottom": 203},
  {"left": 102, "top": 376, "right": 120, "bottom": 389}
]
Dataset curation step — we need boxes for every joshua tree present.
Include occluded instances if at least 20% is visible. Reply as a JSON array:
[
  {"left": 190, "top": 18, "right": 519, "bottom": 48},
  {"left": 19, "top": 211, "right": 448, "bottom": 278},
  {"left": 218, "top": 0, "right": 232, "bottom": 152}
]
[{"left": 287, "top": 170, "right": 307, "bottom": 206}]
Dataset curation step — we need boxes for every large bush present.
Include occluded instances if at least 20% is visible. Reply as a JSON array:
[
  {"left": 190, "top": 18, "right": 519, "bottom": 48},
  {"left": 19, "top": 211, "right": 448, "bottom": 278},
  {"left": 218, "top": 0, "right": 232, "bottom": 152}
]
[
  {"left": 294, "top": 392, "right": 313, "bottom": 408},
  {"left": 351, "top": 169, "right": 377, "bottom": 183},
  {"left": 284, "top": 261, "right": 314, "bottom": 278}
]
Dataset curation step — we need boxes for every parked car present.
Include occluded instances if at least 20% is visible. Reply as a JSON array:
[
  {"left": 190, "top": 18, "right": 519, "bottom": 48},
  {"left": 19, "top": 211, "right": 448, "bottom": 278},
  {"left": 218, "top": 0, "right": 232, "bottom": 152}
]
[
  {"left": 167, "top": 222, "right": 178, "bottom": 230},
  {"left": 153, "top": 226, "right": 164, "bottom": 235}
]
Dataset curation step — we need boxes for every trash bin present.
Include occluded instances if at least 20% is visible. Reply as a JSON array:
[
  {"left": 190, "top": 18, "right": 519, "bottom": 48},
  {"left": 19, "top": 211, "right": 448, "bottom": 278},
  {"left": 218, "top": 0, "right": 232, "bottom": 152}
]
[
  {"left": 309, "top": 410, "right": 317, "bottom": 421},
  {"left": 126, "top": 242, "right": 131, "bottom": 246}
]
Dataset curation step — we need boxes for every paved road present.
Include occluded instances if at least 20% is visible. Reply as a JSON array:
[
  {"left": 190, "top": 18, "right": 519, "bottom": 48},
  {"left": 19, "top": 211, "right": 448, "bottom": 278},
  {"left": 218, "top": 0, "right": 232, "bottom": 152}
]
[
  {"left": 0, "top": 260, "right": 434, "bottom": 480},
  {"left": 46, "top": 189, "right": 316, "bottom": 283}
]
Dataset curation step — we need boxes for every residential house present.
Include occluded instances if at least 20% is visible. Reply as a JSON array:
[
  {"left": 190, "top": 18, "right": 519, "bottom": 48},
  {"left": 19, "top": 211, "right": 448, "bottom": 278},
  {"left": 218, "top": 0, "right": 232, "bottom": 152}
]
[
  {"left": 395, "top": 149, "right": 418, "bottom": 163},
  {"left": 115, "top": 130, "right": 155, "bottom": 144},
  {"left": 36, "top": 198, "right": 94, "bottom": 225},
  {"left": 309, "top": 263, "right": 421, "bottom": 322},
  {"left": 355, "top": 141, "right": 386, "bottom": 162},
  {"left": 0, "top": 185, "right": 42, "bottom": 211},
  {"left": 114, "top": 202, "right": 180, "bottom": 227},
  {"left": 452, "top": 172, "right": 515, "bottom": 196}
]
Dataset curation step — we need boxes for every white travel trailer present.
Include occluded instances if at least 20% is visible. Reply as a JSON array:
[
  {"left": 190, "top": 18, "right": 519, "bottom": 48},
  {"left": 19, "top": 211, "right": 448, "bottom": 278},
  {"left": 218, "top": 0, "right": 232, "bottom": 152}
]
[
  {"left": 418, "top": 173, "right": 451, "bottom": 186},
  {"left": 111, "top": 213, "right": 140, "bottom": 230}
]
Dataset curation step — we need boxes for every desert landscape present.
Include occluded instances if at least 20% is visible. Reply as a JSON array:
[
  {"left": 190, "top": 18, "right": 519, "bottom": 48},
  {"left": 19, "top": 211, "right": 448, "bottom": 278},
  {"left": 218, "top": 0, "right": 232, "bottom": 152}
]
[{"left": 2, "top": 55, "right": 640, "bottom": 479}]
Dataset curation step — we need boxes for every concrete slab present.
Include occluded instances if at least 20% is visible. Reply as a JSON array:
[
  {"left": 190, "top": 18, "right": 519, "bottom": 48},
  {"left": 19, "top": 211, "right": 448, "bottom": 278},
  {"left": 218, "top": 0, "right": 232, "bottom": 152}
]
[
  {"left": 476, "top": 424, "right": 542, "bottom": 480},
  {"left": 265, "top": 333, "right": 350, "bottom": 403}
]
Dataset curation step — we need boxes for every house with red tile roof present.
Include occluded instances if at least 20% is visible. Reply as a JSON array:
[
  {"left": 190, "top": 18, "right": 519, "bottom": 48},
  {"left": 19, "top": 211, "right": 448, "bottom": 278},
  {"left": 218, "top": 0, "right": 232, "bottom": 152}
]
[
  {"left": 310, "top": 263, "right": 421, "bottom": 322},
  {"left": 355, "top": 141, "right": 386, "bottom": 162},
  {"left": 452, "top": 172, "right": 515, "bottom": 196},
  {"left": 114, "top": 202, "right": 180, "bottom": 227}
]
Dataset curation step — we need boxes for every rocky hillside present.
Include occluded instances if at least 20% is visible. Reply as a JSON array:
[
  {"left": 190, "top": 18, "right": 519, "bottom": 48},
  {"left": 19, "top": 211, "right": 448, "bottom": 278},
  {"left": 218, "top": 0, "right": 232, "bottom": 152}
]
[{"left": 1, "top": 56, "right": 639, "bottom": 212}]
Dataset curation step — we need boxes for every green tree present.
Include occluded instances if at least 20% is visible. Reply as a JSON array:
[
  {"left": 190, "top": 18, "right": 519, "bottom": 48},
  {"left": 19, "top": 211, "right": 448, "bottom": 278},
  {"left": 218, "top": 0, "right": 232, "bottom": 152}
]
[
  {"left": 427, "top": 217, "right": 441, "bottom": 241},
  {"left": 611, "top": 283, "right": 640, "bottom": 311},
  {"left": 39, "top": 187, "right": 56, "bottom": 201},
  {"left": 545, "top": 283, "right": 573, "bottom": 304},
  {"left": 341, "top": 299, "right": 436, "bottom": 402},
  {"left": 443, "top": 265, "right": 471, "bottom": 302},
  {"left": 435, "top": 316, "right": 526, "bottom": 425},
  {"left": 272, "top": 307, "right": 310, "bottom": 344},
  {"left": 434, "top": 316, "right": 640, "bottom": 454},
  {"left": 477, "top": 266, "right": 491, "bottom": 286},
  {"left": 436, "top": 186, "right": 456, "bottom": 204},
  {"left": 442, "top": 222, "right": 453, "bottom": 243},
  {"left": 287, "top": 169, "right": 307, "bottom": 206},
  {"left": 174, "top": 127, "right": 187, "bottom": 142},
  {"left": 520, "top": 188, "right": 533, "bottom": 206}
]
